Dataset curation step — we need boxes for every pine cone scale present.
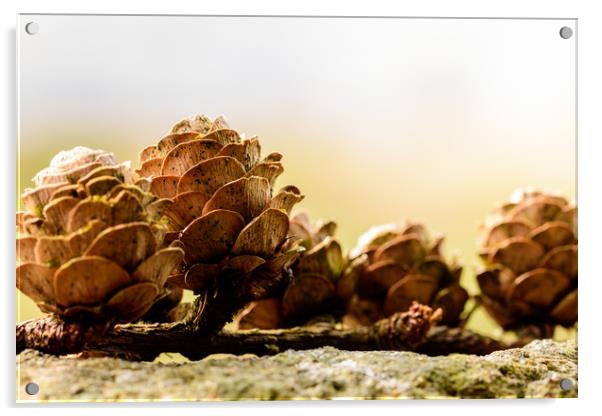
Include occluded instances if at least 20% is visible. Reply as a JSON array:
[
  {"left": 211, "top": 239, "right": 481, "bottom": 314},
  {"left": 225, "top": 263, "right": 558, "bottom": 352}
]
[
  {"left": 176, "top": 156, "right": 245, "bottom": 195},
  {"left": 179, "top": 209, "right": 245, "bottom": 264},
  {"left": 52, "top": 256, "right": 132, "bottom": 307},
  {"left": 160, "top": 139, "right": 224, "bottom": 176},
  {"left": 384, "top": 274, "right": 439, "bottom": 316}
]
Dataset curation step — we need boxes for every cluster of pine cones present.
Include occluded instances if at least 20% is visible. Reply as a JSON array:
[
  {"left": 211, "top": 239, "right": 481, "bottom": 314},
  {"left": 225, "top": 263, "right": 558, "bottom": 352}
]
[{"left": 16, "top": 114, "right": 578, "bottom": 337}]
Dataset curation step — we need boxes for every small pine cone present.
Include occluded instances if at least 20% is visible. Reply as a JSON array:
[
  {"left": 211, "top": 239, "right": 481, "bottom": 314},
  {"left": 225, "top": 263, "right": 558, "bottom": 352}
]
[
  {"left": 138, "top": 114, "right": 305, "bottom": 309},
  {"left": 476, "top": 188, "right": 577, "bottom": 330},
  {"left": 236, "top": 212, "right": 346, "bottom": 329},
  {"left": 16, "top": 147, "right": 184, "bottom": 324},
  {"left": 337, "top": 221, "right": 468, "bottom": 328}
]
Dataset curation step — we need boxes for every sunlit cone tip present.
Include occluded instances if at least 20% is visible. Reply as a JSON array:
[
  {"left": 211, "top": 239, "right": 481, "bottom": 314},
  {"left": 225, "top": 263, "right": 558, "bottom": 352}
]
[{"left": 33, "top": 147, "right": 118, "bottom": 186}]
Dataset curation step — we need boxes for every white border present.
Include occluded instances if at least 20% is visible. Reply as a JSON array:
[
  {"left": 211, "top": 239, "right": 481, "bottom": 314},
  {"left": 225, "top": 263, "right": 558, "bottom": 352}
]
[{"left": 3, "top": 0, "right": 601, "bottom": 414}]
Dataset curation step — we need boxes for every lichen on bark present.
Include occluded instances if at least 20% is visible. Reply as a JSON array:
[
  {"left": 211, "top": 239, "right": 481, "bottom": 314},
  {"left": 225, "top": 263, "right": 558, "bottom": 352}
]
[{"left": 17, "top": 339, "right": 576, "bottom": 401}]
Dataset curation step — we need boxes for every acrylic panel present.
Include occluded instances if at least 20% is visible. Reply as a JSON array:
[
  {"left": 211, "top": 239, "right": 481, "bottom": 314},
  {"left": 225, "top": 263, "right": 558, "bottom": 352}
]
[{"left": 16, "top": 14, "right": 577, "bottom": 401}]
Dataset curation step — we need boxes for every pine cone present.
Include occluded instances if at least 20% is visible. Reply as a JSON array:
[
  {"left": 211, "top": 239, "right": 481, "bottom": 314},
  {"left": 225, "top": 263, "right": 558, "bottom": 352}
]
[
  {"left": 337, "top": 222, "right": 468, "bottom": 328},
  {"left": 16, "top": 147, "right": 184, "bottom": 324},
  {"left": 137, "top": 114, "right": 305, "bottom": 323},
  {"left": 236, "top": 212, "right": 346, "bottom": 329},
  {"left": 476, "top": 188, "right": 577, "bottom": 330}
]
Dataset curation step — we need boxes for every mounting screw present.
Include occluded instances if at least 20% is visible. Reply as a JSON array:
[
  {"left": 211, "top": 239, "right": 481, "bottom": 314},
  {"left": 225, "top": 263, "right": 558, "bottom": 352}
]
[
  {"left": 25, "top": 22, "right": 39, "bottom": 35},
  {"left": 559, "top": 26, "right": 573, "bottom": 39},
  {"left": 25, "top": 382, "right": 39, "bottom": 395},
  {"left": 559, "top": 378, "right": 573, "bottom": 391}
]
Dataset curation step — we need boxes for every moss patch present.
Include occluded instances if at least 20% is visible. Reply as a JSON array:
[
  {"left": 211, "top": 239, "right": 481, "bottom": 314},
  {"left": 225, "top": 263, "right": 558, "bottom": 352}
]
[{"left": 17, "top": 339, "right": 576, "bottom": 401}]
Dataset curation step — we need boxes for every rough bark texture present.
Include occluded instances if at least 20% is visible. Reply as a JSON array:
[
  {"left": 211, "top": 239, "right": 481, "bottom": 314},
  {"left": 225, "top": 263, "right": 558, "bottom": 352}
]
[{"left": 16, "top": 339, "right": 577, "bottom": 401}]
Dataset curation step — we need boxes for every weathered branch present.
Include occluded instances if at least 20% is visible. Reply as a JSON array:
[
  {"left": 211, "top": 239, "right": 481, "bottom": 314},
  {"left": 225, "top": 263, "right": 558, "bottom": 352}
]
[
  {"left": 415, "top": 326, "right": 514, "bottom": 356},
  {"left": 16, "top": 304, "right": 515, "bottom": 360},
  {"left": 16, "top": 266, "right": 290, "bottom": 360}
]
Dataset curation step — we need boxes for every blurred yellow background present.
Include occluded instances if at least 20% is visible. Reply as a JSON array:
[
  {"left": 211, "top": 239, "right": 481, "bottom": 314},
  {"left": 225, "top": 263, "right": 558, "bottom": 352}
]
[{"left": 18, "top": 15, "right": 576, "bottom": 339}]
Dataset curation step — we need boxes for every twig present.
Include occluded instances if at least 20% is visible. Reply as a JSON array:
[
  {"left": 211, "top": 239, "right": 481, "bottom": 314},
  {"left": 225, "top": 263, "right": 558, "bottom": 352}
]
[
  {"left": 16, "top": 303, "right": 515, "bottom": 360},
  {"left": 415, "top": 326, "right": 516, "bottom": 356}
]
